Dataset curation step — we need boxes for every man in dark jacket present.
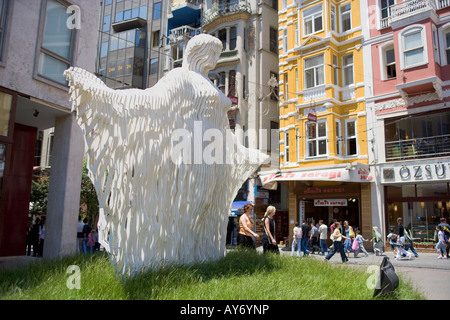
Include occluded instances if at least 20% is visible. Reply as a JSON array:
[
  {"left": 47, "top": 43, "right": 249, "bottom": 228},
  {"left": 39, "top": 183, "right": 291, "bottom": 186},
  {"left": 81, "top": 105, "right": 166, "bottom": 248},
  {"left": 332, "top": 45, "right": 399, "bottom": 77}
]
[{"left": 300, "top": 220, "right": 311, "bottom": 256}]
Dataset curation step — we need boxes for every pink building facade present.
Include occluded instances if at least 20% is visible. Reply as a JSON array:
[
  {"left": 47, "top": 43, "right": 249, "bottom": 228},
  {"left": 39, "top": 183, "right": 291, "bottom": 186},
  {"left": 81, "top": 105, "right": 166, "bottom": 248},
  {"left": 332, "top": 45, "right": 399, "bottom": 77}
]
[{"left": 362, "top": 0, "right": 450, "bottom": 242}]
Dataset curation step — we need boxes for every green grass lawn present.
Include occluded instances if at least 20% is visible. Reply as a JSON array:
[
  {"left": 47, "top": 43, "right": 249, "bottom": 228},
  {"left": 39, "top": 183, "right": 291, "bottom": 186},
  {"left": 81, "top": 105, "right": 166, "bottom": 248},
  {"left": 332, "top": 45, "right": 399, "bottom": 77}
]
[{"left": 0, "top": 249, "right": 423, "bottom": 300}]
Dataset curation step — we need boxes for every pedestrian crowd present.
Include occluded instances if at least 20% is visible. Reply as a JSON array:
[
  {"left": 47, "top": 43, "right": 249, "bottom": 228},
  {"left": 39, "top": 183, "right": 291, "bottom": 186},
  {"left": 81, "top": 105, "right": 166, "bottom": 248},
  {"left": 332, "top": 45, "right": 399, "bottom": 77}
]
[
  {"left": 236, "top": 205, "right": 450, "bottom": 264},
  {"left": 25, "top": 215, "right": 100, "bottom": 257}
]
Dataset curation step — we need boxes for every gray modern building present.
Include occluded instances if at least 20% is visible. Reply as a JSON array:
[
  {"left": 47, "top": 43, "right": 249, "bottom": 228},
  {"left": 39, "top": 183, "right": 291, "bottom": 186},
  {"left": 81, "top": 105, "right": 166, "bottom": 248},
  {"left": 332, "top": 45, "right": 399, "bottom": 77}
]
[
  {"left": 0, "top": 0, "right": 100, "bottom": 258},
  {"left": 97, "top": 0, "right": 170, "bottom": 89}
]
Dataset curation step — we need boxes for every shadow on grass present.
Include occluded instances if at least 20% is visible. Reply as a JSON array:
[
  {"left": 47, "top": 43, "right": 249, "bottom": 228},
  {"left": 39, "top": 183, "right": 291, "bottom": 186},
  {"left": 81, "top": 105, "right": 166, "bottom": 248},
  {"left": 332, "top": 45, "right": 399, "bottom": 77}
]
[{"left": 122, "top": 248, "right": 279, "bottom": 299}]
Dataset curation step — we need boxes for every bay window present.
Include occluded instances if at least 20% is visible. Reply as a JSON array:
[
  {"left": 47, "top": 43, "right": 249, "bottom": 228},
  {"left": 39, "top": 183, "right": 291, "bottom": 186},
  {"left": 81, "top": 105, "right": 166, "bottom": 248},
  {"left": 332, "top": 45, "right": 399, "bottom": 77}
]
[
  {"left": 305, "top": 54, "right": 324, "bottom": 89},
  {"left": 345, "top": 119, "right": 357, "bottom": 156},
  {"left": 342, "top": 53, "right": 354, "bottom": 86},
  {"left": 400, "top": 26, "right": 427, "bottom": 69},
  {"left": 306, "top": 119, "right": 327, "bottom": 157}
]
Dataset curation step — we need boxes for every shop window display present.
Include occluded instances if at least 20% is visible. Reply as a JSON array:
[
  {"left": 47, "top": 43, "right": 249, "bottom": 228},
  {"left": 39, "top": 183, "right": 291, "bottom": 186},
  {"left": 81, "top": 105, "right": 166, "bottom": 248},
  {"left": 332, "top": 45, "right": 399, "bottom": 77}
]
[{"left": 386, "top": 184, "right": 450, "bottom": 243}]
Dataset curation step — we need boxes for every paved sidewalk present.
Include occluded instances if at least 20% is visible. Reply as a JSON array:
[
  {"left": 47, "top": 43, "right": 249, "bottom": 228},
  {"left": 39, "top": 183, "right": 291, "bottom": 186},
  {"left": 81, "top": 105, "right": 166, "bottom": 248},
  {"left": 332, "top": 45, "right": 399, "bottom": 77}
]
[{"left": 276, "top": 246, "right": 450, "bottom": 300}]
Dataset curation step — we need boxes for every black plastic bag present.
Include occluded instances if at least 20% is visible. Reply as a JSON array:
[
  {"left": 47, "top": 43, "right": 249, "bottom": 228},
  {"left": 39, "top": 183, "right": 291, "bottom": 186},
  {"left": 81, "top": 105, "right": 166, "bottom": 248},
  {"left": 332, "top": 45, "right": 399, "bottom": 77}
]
[{"left": 373, "top": 256, "right": 399, "bottom": 297}]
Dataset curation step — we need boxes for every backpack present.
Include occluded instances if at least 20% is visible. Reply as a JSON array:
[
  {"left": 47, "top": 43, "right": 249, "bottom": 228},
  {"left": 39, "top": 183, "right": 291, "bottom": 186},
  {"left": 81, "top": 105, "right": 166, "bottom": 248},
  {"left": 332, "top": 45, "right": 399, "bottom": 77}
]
[
  {"left": 443, "top": 225, "right": 450, "bottom": 242},
  {"left": 404, "top": 230, "right": 413, "bottom": 245}
]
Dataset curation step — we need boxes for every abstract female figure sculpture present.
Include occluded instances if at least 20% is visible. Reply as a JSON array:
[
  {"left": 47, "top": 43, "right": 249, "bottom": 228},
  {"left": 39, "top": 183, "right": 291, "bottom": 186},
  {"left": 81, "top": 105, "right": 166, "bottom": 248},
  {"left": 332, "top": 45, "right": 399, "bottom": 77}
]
[{"left": 64, "top": 34, "right": 268, "bottom": 277}]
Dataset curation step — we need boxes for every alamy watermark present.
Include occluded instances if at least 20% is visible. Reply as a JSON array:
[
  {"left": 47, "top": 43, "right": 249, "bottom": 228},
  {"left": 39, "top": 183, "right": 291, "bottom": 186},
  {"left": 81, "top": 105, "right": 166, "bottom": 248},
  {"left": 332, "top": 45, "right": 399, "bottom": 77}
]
[
  {"left": 66, "top": 5, "right": 81, "bottom": 30},
  {"left": 170, "top": 122, "right": 280, "bottom": 166},
  {"left": 66, "top": 265, "right": 81, "bottom": 290}
]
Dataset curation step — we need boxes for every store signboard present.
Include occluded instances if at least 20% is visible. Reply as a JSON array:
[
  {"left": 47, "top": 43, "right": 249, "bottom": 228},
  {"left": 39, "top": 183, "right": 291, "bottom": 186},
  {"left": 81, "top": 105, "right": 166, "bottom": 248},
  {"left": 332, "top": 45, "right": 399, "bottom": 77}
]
[
  {"left": 260, "top": 163, "right": 372, "bottom": 190},
  {"left": 381, "top": 161, "right": 450, "bottom": 184},
  {"left": 299, "top": 200, "right": 305, "bottom": 223},
  {"left": 307, "top": 113, "right": 317, "bottom": 122},
  {"left": 314, "top": 199, "right": 348, "bottom": 207}
]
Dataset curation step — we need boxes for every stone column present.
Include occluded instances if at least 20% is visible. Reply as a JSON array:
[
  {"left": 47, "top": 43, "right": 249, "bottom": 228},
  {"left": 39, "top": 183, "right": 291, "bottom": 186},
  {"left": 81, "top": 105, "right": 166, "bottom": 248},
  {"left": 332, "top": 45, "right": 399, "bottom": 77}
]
[{"left": 44, "top": 113, "right": 84, "bottom": 259}]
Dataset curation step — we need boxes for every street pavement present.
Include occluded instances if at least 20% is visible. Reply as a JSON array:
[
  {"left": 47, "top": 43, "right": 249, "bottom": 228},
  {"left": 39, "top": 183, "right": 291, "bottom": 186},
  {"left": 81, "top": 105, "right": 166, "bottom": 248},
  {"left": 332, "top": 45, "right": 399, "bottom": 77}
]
[
  {"left": 1, "top": 248, "right": 449, "bottom": 300},
  {"left": 273, "top": 245, "right": 450, "bottom": 300}
]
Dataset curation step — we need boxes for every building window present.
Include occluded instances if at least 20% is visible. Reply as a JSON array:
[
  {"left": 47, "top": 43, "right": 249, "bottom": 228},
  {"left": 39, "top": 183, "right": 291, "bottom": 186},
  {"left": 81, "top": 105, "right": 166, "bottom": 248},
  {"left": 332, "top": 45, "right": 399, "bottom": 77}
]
[
  {"left": 218, "top": 29, "right": 227, "bottom": 50},
  {"left": 384, "top": 110, "right": 450, "bottom": 161},
  {"left": 270, "top": 72, "right": 278, "bottom": 100},
  {"left": 401, "top": 27, "right": 426, "bottom": 69},
  {"left": 294, "top": 22, "right": 299, "bottom": 47},
  {"left": 100, "top": 42, "right": 108, "bottom": 58},
  {"left": 330, "top": 4, "right": 337, "bottom": 32},
  {"left": 303, "top": 4, "right": 323, "bottom": 36},
  {"left": 282, "top": 0, "right": 287, "bottom": 11},
  {"left": 304, "top": 54, "right": 324, "bottom": 89},
  {"left": 284, "top": 73, "right": 288, "bottom": 100},
  {"left": 306, "top": 120, "right": 327, "bottom": 157},
  {"left": 152, "top": 31, "right": 160, "bottom": 47},
  {"left": 285, "top": 131, "right": 289, "bottom": 163},
  {"left": 153, "top": 2, "right": 161, "bottom": 20},
  {"left": 380, "top": 0, "right": 394, "bottom": 27},
  {"left": 230, "top": 27, "right": 237, "bottom": 50},
  {"left": 283, "top": 29, "right": 288, "bottom": 53},
  {"left": 270, "top": 27, "right": 278, "bottom": 54},
  {"left": 336, "top": 119, "right": 342, "bottom": 155},
  {"left": 271, "top": 0, "right": 278, "bottom": 10},
  {"left": 332, "top": 54, "right": 339, "bottom": 85},
  {"left": 218, "top": 72, "right": 226, "bottom": 93},
  {"left": 150, "top": 58, "right": 158, "bottom": 75},
  {"left": 102, "top": 14, "right": 111, "bottom": 33},
  {"left": 445, "top": 31, "right": 450, "bottom": 65},
  {"left": 432, "top": 26, "right": 439, "bottom": 64},
  {"left": 385, "top": 47, "right": 396, "bottom": 79},
  {"left": 0, "top": 90, "right": 14, "bottom": 139},
  {"left": 342, "top": 53, "right": 354, "bottom": 86},
  {"left": 345, "top": 119, "right": 357, "bottom": 156},
  {"left": 38, "top": 0, "right": 75, "bottom": 86},
  {"left": 340, "top": 2, "right": 351, "bottom": 32},
  {"left": 0, "top": 0, "right": 7, "bottom": 60},
  {"left": 296, "top": 128, "right": 300, "bottom": 161},
  {"left": 228, "top": 70, "right": 236, "bottom": 97},
  {"left": 295, "top": 68, "right": 298, "bottom": 92}
]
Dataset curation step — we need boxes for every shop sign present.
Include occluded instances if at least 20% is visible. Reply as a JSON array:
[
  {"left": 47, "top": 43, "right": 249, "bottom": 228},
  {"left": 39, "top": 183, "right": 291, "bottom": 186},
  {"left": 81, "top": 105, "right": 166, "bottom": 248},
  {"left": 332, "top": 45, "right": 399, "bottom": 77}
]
[
  {"left": 314, "top": 199, "right": 348, "bottom": 206},
  {"left": 228, "top": 95, "right": 238, "bottom": 105},
  {"left": 383, "top": 162, "right": 450, "bottom": 183},
  {"left": 307, "top": 113, "right": 317, "bottom": 122}
]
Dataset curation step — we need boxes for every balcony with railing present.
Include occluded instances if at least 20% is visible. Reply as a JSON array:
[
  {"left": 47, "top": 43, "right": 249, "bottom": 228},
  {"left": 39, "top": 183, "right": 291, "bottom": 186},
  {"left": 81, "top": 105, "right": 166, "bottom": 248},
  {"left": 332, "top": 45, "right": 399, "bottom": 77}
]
[
  {"left": 169, "top": 26, "right": 202, "bottom": 44},
  {"left": 385, "top": 134, "right": 450, "bottom": 161},
  {"left": 202, "top": 0, "right": 252, "bottom": 27},
  {"left": 380, "top": 0, "right": 440, "bottom": 29},
  {"left": 436, "top": 0, "right": 450, "bottom": 9}
]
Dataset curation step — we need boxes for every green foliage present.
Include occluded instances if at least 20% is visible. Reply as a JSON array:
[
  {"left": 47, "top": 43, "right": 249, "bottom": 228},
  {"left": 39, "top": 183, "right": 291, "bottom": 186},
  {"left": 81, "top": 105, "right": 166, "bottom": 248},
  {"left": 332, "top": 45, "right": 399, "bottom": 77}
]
[
  {"left": 79, "top": 159, "right": 99, "bottom": 225},
  {"left": 29, "top": 174, "right": 49, "bottom": 217}
]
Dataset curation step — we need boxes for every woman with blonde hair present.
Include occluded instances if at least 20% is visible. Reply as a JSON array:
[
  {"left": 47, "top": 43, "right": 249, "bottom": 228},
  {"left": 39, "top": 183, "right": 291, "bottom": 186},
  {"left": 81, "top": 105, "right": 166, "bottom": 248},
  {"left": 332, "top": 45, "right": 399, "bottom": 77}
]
[{"left": 261, "top": 205, "right": 279, "bottom": 254}]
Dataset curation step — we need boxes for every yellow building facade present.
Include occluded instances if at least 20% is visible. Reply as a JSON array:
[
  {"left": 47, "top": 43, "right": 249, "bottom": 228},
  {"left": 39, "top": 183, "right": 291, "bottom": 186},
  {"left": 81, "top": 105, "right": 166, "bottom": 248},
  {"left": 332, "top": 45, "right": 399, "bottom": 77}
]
[{"left": 262, "top": 0, "right": 373, "bottom": 245}]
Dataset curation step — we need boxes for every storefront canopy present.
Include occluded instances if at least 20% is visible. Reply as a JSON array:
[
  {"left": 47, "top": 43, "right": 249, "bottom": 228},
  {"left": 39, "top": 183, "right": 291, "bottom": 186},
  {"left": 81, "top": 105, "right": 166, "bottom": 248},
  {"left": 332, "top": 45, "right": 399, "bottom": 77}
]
[
  {"left": 230, "top": 201, "right": 252, "bottom": 217},
  {"left": 259, "top": 163, "right": 373, "bottom": 190}
]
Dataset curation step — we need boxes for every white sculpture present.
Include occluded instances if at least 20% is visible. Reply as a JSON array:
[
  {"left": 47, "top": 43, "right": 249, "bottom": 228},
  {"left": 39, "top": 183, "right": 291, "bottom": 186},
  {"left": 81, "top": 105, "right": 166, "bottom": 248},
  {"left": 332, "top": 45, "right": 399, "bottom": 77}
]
[{"left": 64, "top": 34, "right": 268, "bottom": 278}]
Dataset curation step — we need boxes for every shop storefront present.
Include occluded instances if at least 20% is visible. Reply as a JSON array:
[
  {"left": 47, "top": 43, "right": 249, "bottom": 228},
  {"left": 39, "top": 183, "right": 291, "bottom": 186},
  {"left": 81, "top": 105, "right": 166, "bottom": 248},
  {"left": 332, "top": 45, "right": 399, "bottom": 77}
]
[
  {"left": 260, "top": 163, "right": 373, "bottom": 244},
  {"left": 381, "top": 160, "right": 450, "bottom": 244}
]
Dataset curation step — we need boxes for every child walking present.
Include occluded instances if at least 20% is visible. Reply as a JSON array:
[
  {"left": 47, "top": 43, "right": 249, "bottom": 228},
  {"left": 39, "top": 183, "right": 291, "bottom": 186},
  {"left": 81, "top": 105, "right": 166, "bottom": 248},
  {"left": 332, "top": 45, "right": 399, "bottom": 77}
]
[
  {"left": 353, "top": 229, "right": 369, "bottom": 257},
  {"left": 388, "top": 233, "right": 411, "bottom": 261},
  {"left": 436, "top": 225, "right": 448, "bottom": 259}
]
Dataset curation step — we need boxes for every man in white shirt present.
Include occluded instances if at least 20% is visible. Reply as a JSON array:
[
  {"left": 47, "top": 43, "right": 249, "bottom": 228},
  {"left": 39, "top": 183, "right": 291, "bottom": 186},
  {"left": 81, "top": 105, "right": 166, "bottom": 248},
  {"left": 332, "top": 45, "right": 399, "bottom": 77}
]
[
  {"left": 318, "top": 220, "right": 329, "bottom": 256},
  {"left": 291, "top": 222, "right": 302, "bottom": 257}
]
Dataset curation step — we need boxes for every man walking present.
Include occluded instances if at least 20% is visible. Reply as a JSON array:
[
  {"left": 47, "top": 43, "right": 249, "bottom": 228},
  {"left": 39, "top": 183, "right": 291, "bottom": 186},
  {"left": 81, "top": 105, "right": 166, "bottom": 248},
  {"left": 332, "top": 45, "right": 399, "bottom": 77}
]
[{"left": 301, "top": 220, "right": 311, "bottom": 256}]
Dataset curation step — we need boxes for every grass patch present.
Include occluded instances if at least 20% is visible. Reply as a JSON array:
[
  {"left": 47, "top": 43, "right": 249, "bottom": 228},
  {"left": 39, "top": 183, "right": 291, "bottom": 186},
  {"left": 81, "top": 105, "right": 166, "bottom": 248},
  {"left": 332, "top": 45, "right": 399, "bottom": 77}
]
[{"left": 0, "top": 249, "right": 424, "bottom": 300}]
